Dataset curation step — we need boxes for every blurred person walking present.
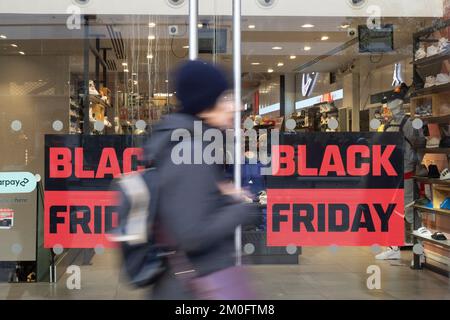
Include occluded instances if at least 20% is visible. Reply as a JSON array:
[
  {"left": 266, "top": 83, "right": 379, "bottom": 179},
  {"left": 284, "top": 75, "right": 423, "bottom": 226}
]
[{"left": 145, "top": 60, "right": 257, "bottom": 300}]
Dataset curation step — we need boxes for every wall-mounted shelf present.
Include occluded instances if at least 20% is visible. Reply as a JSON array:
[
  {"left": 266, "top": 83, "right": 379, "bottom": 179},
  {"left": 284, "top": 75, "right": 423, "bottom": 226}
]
[
  {"left": 413, "top": 205, "right": 450, "bottom": 216},
  {"left": 412, "top": 231, "right": 450, "bottom": 248},
  {"left": 413, "top": 176, "right": 450, "bottom": 186}
]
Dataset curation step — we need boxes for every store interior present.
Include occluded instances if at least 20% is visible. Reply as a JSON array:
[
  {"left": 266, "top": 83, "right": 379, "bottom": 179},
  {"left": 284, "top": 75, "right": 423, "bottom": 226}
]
[{"left": 0, "top": 11, "right": 449, "bottom": 298}]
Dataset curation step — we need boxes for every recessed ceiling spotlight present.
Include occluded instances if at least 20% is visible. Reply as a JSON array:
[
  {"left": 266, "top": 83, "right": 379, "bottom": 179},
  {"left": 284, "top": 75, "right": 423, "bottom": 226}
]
[
  {"left": 147, "top": 54, "right": 153, "bottom": 59},
  {"left": 148, "top": 35, "right": 156, "bottom": 40},
  {"left": 321, "top": 36, "right": 329, "bottom": 41},
  {"left": 340, "top": 23, "right": 351, "bottom": 29},
  {"left": 0, "top": 34, "right": 7, "bottom": 39},
  {"left": 304, "top": 46, "right": 311, "bottom": 51},
  {"left": 124, "top": 69, "right": 129, "bottom": 73},
  {"left": 148, "top": 22, "right": 156, "bottom": 28},
  {"left": 248, "top": 25, "right": 256, "bottom": 29},
  {"left": 197, "top": 23, "right": 203, "bottom": 28},
  {"left": 267, "top": 68, "right": 274, "bottom": 73},
  {"left": 122, "top": 62, "right": 128, "bottom": 66},
  {"left": 11, "top": 44, "right": 18, "bottom": 48},
  {"left": 251, "top": 62, "right": 261, "bottom": 65},
  {"left": 18, "top": 51, "right": 25, "bottom": 55},
  {"left": 277, "top": 62, "right": 284, "bottom": 67},
  {"left": 165, "top": 79, "right": 169, "bottom": 83},
  {"left": 302, "top": 24, "right": 315, "bottom": 28},
  {"left": 272, "top": 46, "right": 283, "bottom": 50},
  {"left": 289, "top": 55, "right": 297, "bottom": 59},
  {"left": 132, "top": 72, "right": 137, "bottom": 76},
  {"left": 183, "top": 45, "right": 189, "bottom": 49}
]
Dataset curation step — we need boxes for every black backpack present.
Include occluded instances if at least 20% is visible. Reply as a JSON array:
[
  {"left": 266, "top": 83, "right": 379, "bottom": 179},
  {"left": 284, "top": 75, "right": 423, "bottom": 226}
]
[{"left": 109, "top": 168, "right": 167, "bottom": 288}]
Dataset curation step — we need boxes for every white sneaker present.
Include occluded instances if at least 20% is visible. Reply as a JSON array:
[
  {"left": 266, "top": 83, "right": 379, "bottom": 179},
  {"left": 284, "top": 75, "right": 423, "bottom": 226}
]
[
  {"left": 426, "top": 137, "right": 440, "bottom": 148},
  {"left": 435, "top": 73, "right": 450, "bottom": 86},
  {"left": 440, "top": 168, "right": 450, "bottom": 181},
  {"left": 89, "top": 80, "right": 100, "bottom": 96},
  {"left": 427, "top": 45, "right": 439, "bottom": 57},
  {"left": 415, "top": 46, "right": 427, "bottom": 60},
  {"left": 424, "top": 76, "right": 436, "bottom": 88},
  {"left": 417, "top": 227, "right": 432, "bottom": 237},
  {"left": 438, "top": 37, "right": 449, "bottom": 52},
  {"left": 376, "top": 247, "right": 401, "bottom": 260}
]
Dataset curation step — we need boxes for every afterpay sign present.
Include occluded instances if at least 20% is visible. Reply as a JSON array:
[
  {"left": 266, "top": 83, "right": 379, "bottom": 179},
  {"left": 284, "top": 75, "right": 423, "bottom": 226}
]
[{"left": 0, "top": 172, "right": 37, "bottom": 193}]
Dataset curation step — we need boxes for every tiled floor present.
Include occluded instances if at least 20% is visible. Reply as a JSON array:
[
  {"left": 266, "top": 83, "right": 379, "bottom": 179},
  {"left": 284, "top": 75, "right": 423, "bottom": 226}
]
[{"left": 1, "top": 247, "right": 449, "bottom": 300}]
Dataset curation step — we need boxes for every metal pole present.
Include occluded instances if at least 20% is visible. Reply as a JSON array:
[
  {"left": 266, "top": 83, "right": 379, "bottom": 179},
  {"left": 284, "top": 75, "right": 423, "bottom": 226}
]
[
  {"left": 233, "top": 0, "right": 242, "bottom": 266},
  {"left": 189, "top": 0, "right": 198, "bottom": 60},
  {"left": 83, "top": 16, "right": 90, "bottom": 135}
]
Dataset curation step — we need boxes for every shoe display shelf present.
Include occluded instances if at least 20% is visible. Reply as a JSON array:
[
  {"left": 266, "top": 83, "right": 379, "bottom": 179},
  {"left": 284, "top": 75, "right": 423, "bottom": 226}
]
[
  {"left": 412, "top": 175, "right": 450, "bottom": 276},
  {"left": 411, "top": 113, "right": 450, "bottom": 124}
]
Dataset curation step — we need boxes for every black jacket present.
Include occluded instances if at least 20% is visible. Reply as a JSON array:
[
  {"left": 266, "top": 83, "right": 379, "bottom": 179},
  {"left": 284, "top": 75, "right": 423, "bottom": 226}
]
[{"left": 146, "top": 113, "right": 257, "bottom": 299}]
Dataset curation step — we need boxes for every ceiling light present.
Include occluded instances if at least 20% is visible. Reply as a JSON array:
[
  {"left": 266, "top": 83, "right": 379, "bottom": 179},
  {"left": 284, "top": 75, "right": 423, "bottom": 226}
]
[
  {"left": 304, "top": 46, "right": 311, "bottom": 51},
  {"left": 183, "top": 45, "right": 189, "bottom": 49},
  {"left": 122, "top": 62, "right": 128, "bottom": 66},
  {"left": 290, "top": 55, "right": 297, "bottom": 59},
  {"left": 272, "top": 46, "right": 282, "bottom": 50},
  {"left": 251, "top": 62, "right": 261, "bottom": 65},
  {"left": 133, "top": 80, "right": 138, "bottom": 85},
  {"left": 132, "top": 72, "right": 137, "bottom": 76},
  {"left": 148, "top": 22, "right": 156, "bottom": 28},
  {"left": 340, "top": 23, "right": 350, "bottom": 29},
  {"left": 11, "top": 44, "right": 18, "bottom": 48},
  {"left": 277, "top": 62, "right": 284, "bottom": 67},
  {"left": 148, "top": 35, "right": 156, "bottom": 40},
  {"left": 18, "top": 51, "right": 25, "bottom": 55},
  {"left": 165, "top": 80, "right": 169, "bottom": 83},
  {"left": 0, "top": 35, "right": 6, "bottom": 39},
  {"left": 267, "top": 68, "right": 274, "bottom": 73},
  {"left": 321, "top": 36, "right": 329, "bottom": 41},
  {"left": 147, "top": 54, "right": 153, "bottom": 59},
  {"left": 197, "top": 23, "right": 203, "bottom": 28},
  {"left": 248, "top": 25, "right": 256, "bottom": 29},
  {"left": 302, "top": 24, "right": 315, "bottom": 28},
  {"left": 124, "top": 69, "right": 129, "bottom": 73}
]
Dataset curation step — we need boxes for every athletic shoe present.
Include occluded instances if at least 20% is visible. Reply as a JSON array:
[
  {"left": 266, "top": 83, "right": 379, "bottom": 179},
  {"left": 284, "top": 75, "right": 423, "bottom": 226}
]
[
  {"left": 376, "top": 247, "right": 401, "bottom": 260},
  {"left": 415, "top": 46, "right": 427, "bottom": 60},
  {"left": 426, "top": 137, "right": 441, "bottom": 148},
  {"left": 427, "top": 45, "right": 439, "bottom": 57},
  {"left": 431, "top": 232, "right": 447, "bottom": 240},
  {"left": 89, "top": 80, "right": 99, "bottom": 96},
  {"left": 424, "top": 76, "right": 436, "bottom": 88},
  {"left": 438, "top": 37, "right": 449, "bottom": 52},
  {"left": 435, "top": 73, "right": 450, "bottom": 86},
  {"left": 418, "top": 227, "right": 433, "bottom": 237},
  {"left": 440, "top": 168, "right": 450, "bottom": 180},
  {"left": 440, "top": 197, "right": 450, "bottom": 210}
]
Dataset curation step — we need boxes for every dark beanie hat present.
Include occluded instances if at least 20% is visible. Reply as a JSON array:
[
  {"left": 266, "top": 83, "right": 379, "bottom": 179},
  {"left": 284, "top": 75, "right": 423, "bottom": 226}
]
[{"left": 175, "top": 60, "right": 230, "bottom": 115}]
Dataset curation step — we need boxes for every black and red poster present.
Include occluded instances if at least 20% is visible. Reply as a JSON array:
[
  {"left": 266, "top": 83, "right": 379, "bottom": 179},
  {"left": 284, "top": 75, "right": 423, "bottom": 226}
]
[
  {"left": 44, "top": 135, "right": 146, "bottom": 248},
  {"left": 267, "top": 132, "right": 405, "bottom": 246}
]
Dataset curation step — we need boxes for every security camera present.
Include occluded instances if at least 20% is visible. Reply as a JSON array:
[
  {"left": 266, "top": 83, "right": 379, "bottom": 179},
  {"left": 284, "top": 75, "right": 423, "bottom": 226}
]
[
  {"left": 168, "top": 25, "right": 179, "bottom": 36},
  {"left": 347, "top": 0, "right": 366, "bottom": 8},
  {"left": 256, "top": 0, "right": 276, "bottom": 8},
  {"left": 347, "top": 28, "right": 357, "bottom": 38},
  {"left": 167, "top": 0, "right": 185, "bottom": 7}
]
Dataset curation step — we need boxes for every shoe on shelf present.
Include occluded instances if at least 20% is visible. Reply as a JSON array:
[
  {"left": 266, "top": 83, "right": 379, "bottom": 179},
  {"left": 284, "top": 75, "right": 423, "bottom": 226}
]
[
  {"left": 376, "top": 247, "right": 401, "bottom": 260},
  {"left": 417, "top": 227, "right": 433, "bottom": 237},
  {"left": 431, "top": 232, "right": 448, "bottom": 241},
  {"left": 435, "top": 73, "right": 450, "bottom": 86},
  {"left": 427, "top": 45, "right": 439, "bottom": 57},
  {"left": 424, "top": 76, "right": 436, "bottom": 88},
  {"left": 415, "top": 46, "right": 427, "bottom": 60},
  {"left": 426, "top": 137, "right": 441, "bottom": 149},
  {"left": 438, "top": 37, "right": 449, "bottom": 52},
  {"left": 440, "top": 168, "right": 450, "bottom": 181},
  {"left": 440, "top": 197, "right": 450, "bottom": 210},
  {"left": 89, "top": 80, "right": 100, "bottom": 96}
]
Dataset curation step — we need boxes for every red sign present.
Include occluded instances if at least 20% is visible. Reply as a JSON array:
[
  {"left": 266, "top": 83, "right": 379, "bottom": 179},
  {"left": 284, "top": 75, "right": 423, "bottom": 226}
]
[
  {"left": 44, "top": 191, "right": 119, "bottom": 248},
  {"left": 266, "top": 132, "right": 404, "bottom": 246},
  {"left": 267, "top": 189, "right": 404, "bottom": 246},
  {"left": 44, "top": 135, "right": 146, "bottom": 248}
]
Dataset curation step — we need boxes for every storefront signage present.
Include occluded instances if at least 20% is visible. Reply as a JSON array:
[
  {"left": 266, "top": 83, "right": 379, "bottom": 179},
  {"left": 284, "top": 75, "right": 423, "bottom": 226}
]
[
  {"left": 267, "top": 132, "right": 404, "bottom": 246},
  {"left": 44, "top": 135, "right": 146, "bottom": 248},
  {"left": 295, "top": 89, "right": 343, "bottom": 110},
  {"left": 301, "top": 72, "right": 318, "bottom": 97},
  {"left": 0, "top": 172, "right": 37, "bottom": 194}
]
